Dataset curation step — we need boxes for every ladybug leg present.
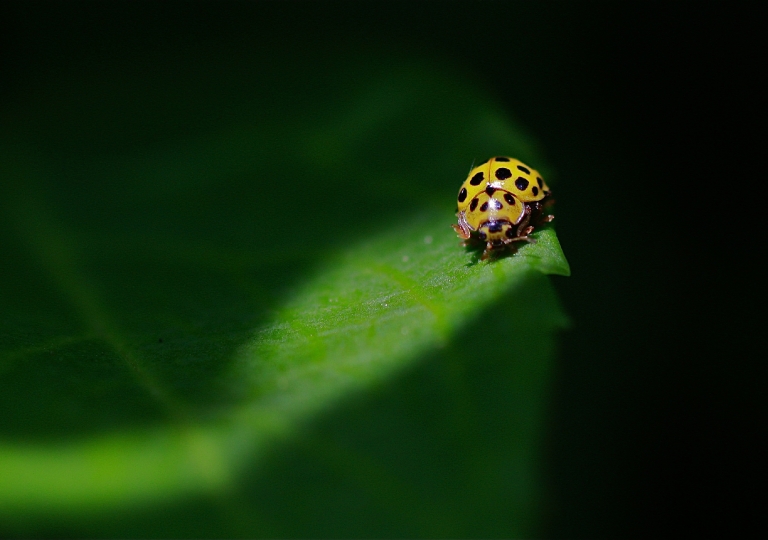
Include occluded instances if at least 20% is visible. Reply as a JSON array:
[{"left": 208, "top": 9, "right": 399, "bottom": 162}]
[
  {"left": 480, "top": 242, "right": 495, "bottom": 261},
  {"left": 518, "top": 224, "right": 537, "bottom": 244},
  {"left": 451, "top": 223, "right": 471, "bottom": 240},
  {"left": 537, "top": 198, "right": 555, "bottom": 226},
  {"left": 507, "top": 216, "right": 537, "bottom": 245},
  {"left": 516, "top": 207, "right": 533, "bottom": 237},
  {"left": 505, "top": 234, "right": 535, "bottom": 244},
  {"left": 452, "top": 212, "right": 472, "bottom": 240}
]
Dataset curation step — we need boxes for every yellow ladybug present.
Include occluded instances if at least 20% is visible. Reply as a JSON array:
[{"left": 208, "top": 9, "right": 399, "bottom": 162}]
[{"left": 453, "top": 157, "right": 554, "bottom": 259}]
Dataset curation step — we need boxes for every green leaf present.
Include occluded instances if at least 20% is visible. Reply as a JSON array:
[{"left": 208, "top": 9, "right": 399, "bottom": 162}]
[{"left": 0, "top": 57, "right": 569, "bottom": 536}]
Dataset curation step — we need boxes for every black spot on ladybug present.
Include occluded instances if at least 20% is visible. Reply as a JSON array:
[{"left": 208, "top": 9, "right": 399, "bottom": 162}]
[
  {"left": 485, "top": 185, "right": 496, "bottom": 195},
  {"left": 477, "top": 231, "right": 487, "bottom": 241},
  {"left": 492, "top": 239, "right": 503, "bottom": 247},
  {"left": 480, "top": 202, "right": 489, "bottom": 212},
  {"left": 495, "top": 167, "right": 512, "bottom": 180},
  {"left": 470, "top": 172, "right": 484, "bottom": 185},
  {"left": 503, "top": 193, "right": 516, "bottom": 205},
  {"left": 458, "top": 187, "right": 467, "bottom": 202},
  {"left": 515, "top": 177, "right": 529, "bottom": 191},
  {"left": 492, "top": 199, "right": 503, "bottom": 210},
  {"left": 532, "top": 186, "right": 539, "bottom": 196},
  {"left": 537, "top": 177, "right": 543, "bottom": 188},
  {"left": 544, "top": 189, "right": 551, "bottom": 196},
  {"left": 488, "top": 221, "right": 503, "bottom": 232},
  {"left": 506, "top": 228, "right": 517, "bottom": 238},
  {"left": 516, "top": 165, "right": 530, "bottom": 174},
  {"left": 495, "top": 157, "right": 510, "bottom": 162},
  {"left": 470, "top": 198, "right": 479, "bottom": 211}
]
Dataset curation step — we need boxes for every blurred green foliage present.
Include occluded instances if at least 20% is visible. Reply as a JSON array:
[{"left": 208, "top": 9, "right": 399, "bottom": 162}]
[
  {"left": 6, "top": 1, "right": 762, "bottom": 537},
  {"left": 0, "top": 9, "right": 570, "bottom": 535}
]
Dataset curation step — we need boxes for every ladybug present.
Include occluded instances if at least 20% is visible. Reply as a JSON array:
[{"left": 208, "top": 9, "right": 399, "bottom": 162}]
[{"left": 452, "top": 156, "right": 554, "bottom": 259}]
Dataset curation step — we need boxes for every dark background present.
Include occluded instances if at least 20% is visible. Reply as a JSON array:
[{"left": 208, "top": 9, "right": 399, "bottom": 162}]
[{"left": 1, "top": 1, "right": 762, "bottom": 536}]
